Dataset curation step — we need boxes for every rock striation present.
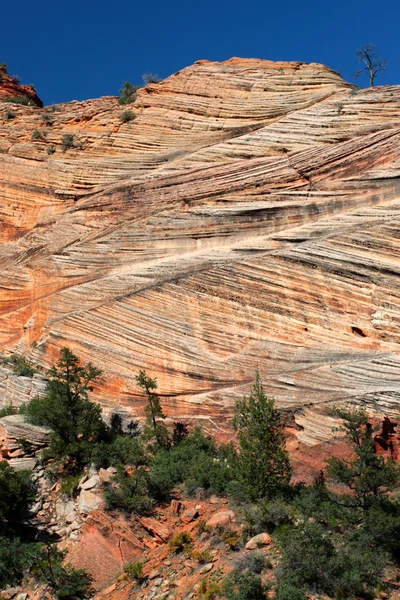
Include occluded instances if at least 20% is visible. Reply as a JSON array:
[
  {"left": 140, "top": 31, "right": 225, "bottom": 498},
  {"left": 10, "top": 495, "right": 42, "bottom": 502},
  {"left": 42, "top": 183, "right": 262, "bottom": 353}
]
[{"left": 1, "top": 58, "right": 400, "bottom": 436}]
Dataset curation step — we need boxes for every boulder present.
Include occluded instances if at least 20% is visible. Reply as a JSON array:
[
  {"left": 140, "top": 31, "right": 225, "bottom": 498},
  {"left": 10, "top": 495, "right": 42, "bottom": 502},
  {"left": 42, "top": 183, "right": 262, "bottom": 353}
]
[
  {"left": 206, "top": 510, "right": 235, "bottom": 528},
  {"left": 180, "top": 507, "right": 199, "bottom": 524},
  {"left": 79, "top": 490, "right": 103, "bottom": 514},
  {"left": 245, "top": 532, "right": 272, "bottom": 549},
  {"left": 80, "top": 474, "right": 100, "bottom": 490},
  {"left": 98, "top": 467, "right": 117, "bottom": 484},
  {"left": 139, "top": 517, "right": 173, "bottom": 542}
]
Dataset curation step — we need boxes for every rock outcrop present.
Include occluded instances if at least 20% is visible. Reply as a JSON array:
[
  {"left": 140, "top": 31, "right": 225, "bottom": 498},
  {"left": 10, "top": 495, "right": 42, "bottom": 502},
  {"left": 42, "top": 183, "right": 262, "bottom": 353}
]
[
  {"left": 0, "top": 68, "right": 42, "bottom": 107},
  {"left": 1, "top": 58, "right": 400, "bottom": 433}
]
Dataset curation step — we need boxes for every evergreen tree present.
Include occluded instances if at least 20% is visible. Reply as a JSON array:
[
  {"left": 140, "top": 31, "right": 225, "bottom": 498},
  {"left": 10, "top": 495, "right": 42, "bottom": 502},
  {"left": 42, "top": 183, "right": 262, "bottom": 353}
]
[
  {"left": 326, "top": 407, "right": 400, "bottom": 509},
  {"left": 233, "top": 371, "right": 291, "bottom": 501},
  {"left": 136, "top": 370, "right": 170, "bottom": 448},
  {"left": 26, "top": 348, "right": 106, "bottom": 467}
]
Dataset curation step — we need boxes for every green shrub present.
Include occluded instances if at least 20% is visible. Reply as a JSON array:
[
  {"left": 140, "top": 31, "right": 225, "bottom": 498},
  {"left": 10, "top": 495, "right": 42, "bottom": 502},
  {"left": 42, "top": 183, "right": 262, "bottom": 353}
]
[
  {"left": 104, "top": 466, "right": 152, "bottom": 515},
  {"left": 193, "top": 549, "right": 212, "bottom": 563},
  {"left": 274, "top": 583, "right": 307, "bottom": 600},
  {"left": 60, "top": 474, "right": 82, "bottom": 497},
  {"left": 42, "top": 113, "right": 54, "bottom": 125},
  {"left": 91, "top": 435, "right": 147, "bottom": 469},
  {"left": 31, "top": 128, "right": 44, "bottom": 141},
  {"left": 0, "top": 537, "right": 33, "bottom": 588},
  {"left": 9, "top": 353, "right": 35, "bottom": 377},
  {"left": 223, "top": 568, "right": 267, "bottom": 600},
  {"left": 0, "top": 63, "right": 7, "bottom": 72},
  {"left": 123, "top": 560, "right": 146, "bottom": 582},
  {"left": 47, "top": 145, "right": 56, "bottom": 155},
  {"left": 198, "top": 578, "right": 222, "bottom": 599},
  {"left": 61, "top": 134, "right": 75, "bottom": 151},
  {"left": 168, "top": 531, "right": 192, "bottom": 554},
  {"left": 120, "top": 110, "right": 135, "bottom": 123},
  {"left": 3, "top": 95, "right": 32, "bottom": 105},
  {"left": 149, "top": 427, "right": 234, "bottom": 501},
  {"left": 245, "top": 498, "right": 293, "bottom": 535},
  {"left": 197, "top": 519, "right": 212, "bottom": 536},
  {"left": 0, "top": 404, "right": 17, "bottom": 418},
  {"left": 118, "top": 82, "right": 141, "bottom": 105},
  {"left": 237, "top": 552, "right": 266, "bottom": 574},
  {"left": 276, "top": 521, "right": 387, "bottom": 599},
  {"left": 0, "top": 463, "right": 36, "bottom": 527}
]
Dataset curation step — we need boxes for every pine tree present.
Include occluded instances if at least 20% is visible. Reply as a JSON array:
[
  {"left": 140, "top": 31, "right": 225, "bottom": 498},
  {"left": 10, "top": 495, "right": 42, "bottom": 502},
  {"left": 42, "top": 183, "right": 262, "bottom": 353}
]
[
  {"left": 326, "top": 407, "right": 400, "bottom": 509},
  {"left": 26, "top": 348, "right": 106, "bottom": 467},
  {"left": 233, "top": 371, "right": 291, "bottom": 501},
  {"left": 136, "top": 370, "right": 170, "bottom": 448}
]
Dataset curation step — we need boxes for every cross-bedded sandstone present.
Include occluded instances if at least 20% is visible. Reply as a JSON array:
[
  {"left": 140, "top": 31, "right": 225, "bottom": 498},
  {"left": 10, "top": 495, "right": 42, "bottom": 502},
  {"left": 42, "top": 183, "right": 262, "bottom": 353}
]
[{"left": 1, "top": 58, "right": 400, "bottom": 440}]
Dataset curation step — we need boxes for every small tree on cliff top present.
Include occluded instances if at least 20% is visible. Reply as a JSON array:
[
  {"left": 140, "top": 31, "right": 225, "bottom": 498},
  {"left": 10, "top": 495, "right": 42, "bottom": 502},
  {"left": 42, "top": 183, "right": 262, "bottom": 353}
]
[
  {"left": 233, "top": 371, "right": 291, "bottom": 501},
  {"left": 354, "top": 44, "right": 386, "bottom": 87}
]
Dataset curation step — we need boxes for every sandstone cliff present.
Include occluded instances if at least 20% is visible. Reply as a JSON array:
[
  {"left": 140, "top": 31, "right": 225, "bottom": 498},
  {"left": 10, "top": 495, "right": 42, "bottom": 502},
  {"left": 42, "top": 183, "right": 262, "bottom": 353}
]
[{"left": 1, "top": 58, "right": 400, "bottom": 437}]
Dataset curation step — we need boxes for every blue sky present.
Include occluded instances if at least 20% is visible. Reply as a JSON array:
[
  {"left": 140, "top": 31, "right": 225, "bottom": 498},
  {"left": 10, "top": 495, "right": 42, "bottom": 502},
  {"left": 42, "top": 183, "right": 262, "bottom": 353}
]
[{"left": 1, "top": 0, "right": 398, "bottom": 105}]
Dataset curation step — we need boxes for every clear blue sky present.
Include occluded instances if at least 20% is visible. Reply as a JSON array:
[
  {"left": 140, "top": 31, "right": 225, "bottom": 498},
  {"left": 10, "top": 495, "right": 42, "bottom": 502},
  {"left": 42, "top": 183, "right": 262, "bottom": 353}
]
[{"left": 1, "top": 0, "right": 398, "bottom": 106}]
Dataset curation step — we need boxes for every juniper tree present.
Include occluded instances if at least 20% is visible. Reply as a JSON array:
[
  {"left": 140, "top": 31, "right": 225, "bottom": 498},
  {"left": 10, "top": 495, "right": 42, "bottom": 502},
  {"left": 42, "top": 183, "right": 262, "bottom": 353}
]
[
  {"left": 233, "top": 371, "right": 291, "bottom": 501},
  {"left": 26, "top": 347, "right": 106, "bottom": 467},
  {"left": 136, "top": 370, "right": 170, "bottom": 448}
]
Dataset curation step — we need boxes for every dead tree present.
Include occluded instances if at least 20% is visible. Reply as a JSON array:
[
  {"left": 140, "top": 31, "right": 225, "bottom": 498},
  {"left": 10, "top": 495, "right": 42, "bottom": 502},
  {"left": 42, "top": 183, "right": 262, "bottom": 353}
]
[{"left": 354, "top": 44, "right": 386, "bottom": 87}]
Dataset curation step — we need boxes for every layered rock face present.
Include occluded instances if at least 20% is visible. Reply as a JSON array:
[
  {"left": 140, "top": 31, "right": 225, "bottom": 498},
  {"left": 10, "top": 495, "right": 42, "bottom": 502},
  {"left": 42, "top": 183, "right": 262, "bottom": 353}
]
[{"left": 1, "top": 58, "right": 400, "bottom": 434}]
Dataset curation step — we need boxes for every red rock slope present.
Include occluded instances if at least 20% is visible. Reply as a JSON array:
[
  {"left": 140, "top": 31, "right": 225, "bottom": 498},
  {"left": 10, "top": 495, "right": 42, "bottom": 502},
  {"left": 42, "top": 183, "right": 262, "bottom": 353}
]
[{"left": 1, "top": 58, "right": 400, "bottom": 434}]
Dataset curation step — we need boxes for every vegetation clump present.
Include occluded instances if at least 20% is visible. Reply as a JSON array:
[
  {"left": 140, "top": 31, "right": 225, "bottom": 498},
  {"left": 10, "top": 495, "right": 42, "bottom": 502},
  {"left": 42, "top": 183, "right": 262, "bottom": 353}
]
[
  {"left": 118, "top": 81, "right": 141, "bottom": 105},
  {"left": 120, "top": 110, "right": 135, "bottom": 123}
]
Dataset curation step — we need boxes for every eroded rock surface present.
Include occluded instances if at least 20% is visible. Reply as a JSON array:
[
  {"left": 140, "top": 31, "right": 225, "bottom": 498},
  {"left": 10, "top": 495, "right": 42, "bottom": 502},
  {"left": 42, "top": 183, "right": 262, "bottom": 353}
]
[{"left": 1, "top": 58, "right": 400, "bottom": 431}]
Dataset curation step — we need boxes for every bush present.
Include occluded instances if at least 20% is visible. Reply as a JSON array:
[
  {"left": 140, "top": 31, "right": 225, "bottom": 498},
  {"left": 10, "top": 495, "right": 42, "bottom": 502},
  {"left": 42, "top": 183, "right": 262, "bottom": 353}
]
[
  {"left": 276, "top": 521, "right": 387, "bottom": 599},
  {"left": 31, "top": 128, "right": 44, "bottom": 141},
  {"left": 198, "top": 578, "right": 222, "bottom": 599},
  {"left": 148, "top": 427, "right": 235, "bottom": 501},
  {"left": 0, "top": 462, "right": 36, "bottom": 527},
  {"left": 54, "top": 564, "right": 94, "bottom": 600},
  {"left": 4, "top": 108, "right": 15, "bottom": 120},
  {"left": 223, "top": 568, "right": 267, "bottom": 600},
  {"left": 60, "top": 474, "right": 82, "bottom": 497},
  {"left": 0, "top": 404, "right": 17, "bottom": 417},
  {"left": 0, "top": 537, "right": 33, "bottom": 588},
  {"left": 42, "top": 113, "right": 54, "bottom": 125},
  {"left": 120, "top": 110, "right": 135, "bottom": 123},
  {"left": 118, "top": 82, "right": 141, "bottom": 105},
  {"left": 47, "top": 145, "right": 56, "bottom": 155},
  {"left": 236, "top": 552, "right": 266, "bottom": 574},
  {"left": 3, "top": 95, "right": 32, "bottom": 105},
  {"left": 193, "top": 549, "right": 212, "bottom": 563},
  {"left": 91, "top": 435, "right": 147, "bottom": 469},
  {"left": 274, "top": 583, "right": 307, "bottom": 600},
  {"left": 142, "top": 72, "right": 161, "bottom": 85},
  {"left": 123, "top": 560, "right": 146, "bottom": 582},
  {"left": 61, "top": 134, "right": 75, "bottom": 151},
  {"left": 9, "top": 353, "right": 35, "bottom": 377},
  {"left": 245, "top": 498, "right": 293, "bottom": 536},
  {"left": 0, "top": 62, "right": 7, "bottom": 72},
  {"left": 104, "top": 466, "right": 152, "bottom": 515},
  {"left": 197, "top": 519, "right": 212, "bottom": 536},
  {"left": 168, "top": 531, "right": 192, "bottom": 554}
]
